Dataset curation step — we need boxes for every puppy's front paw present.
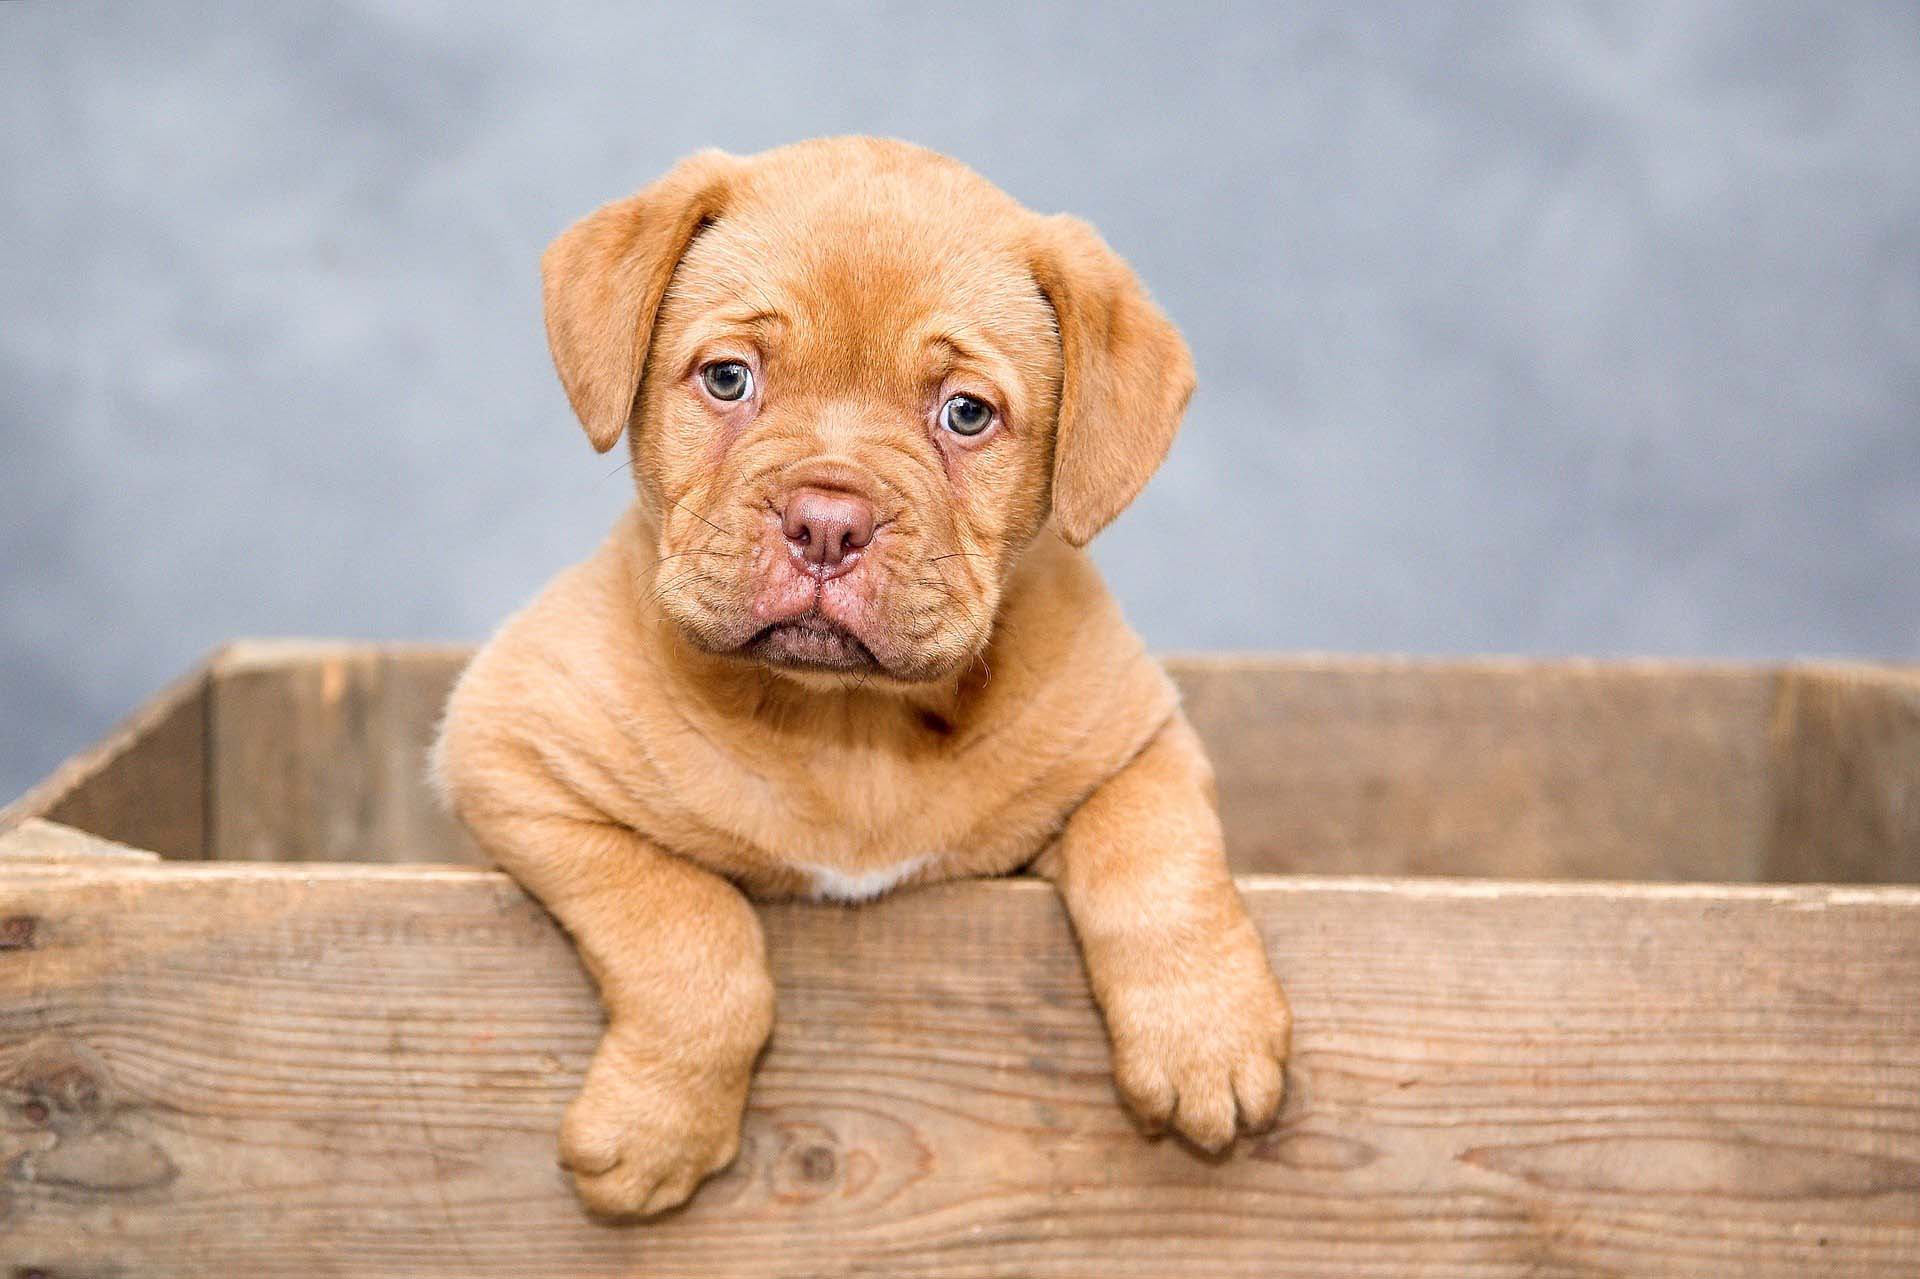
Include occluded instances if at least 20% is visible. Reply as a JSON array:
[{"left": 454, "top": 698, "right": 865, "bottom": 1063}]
[
  {"left": 1103, "top": 959, "right": 1292, "bottom": 1154},
  {"left": 559, "top": 1031, "right": 750, "bottom": 1218}
]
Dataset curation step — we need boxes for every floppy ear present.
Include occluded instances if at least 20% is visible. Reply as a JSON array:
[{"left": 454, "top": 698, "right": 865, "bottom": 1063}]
[
  {"left": 1029, "top": 214, "right": 1197, "bottom": 546},
  {"left": 541, "top": 150, "right": 742, "bottom": 452}
]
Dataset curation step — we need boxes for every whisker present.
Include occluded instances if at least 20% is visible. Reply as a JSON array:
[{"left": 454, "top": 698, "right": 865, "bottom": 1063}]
[
  {"left": 665, "top": 492, "right": 732, "bottom": 537},
  {"left": 647, "top": 567, "right": 713, "bottom": 605},
  {"left": 656, "top": 549, "right": 743, "bottom": 564},
  {"left": 910, "top": 578, "right": 967, "bottom": 603},
  {"left": 926, "top": 555, "right": 985, "bottom": 588}
]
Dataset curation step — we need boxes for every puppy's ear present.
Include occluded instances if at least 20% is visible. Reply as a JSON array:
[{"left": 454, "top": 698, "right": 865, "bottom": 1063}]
[
  {"left": 1029, "top": 215, "right": 1196, "bottom": 546},
  {"left": 542, "top": 150, "right": 742, "bottom": 451}
]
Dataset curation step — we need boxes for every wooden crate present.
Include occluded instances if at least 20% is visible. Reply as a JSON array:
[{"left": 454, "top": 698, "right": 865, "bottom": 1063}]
[{"left": 2, "top": 641, "right": 1917, "bottom": 1277}]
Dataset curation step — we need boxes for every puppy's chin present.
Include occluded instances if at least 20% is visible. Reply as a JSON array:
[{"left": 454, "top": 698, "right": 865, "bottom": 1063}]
[
  {"left": 669, "top": 611, "right": 976, "bottom": 691},
  {"left": 744, "top": 616, "right": 881, "bottom": 674}
]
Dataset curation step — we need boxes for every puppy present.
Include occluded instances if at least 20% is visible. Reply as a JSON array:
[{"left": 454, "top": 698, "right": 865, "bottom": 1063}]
[{"left": 435, "top": 137, "right": 1291, "bottom": 1218}]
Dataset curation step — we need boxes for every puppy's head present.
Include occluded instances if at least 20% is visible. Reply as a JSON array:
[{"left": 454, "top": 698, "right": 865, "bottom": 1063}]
[{"left": 543, "top": 138, "right": 1193, "bottom": 685}]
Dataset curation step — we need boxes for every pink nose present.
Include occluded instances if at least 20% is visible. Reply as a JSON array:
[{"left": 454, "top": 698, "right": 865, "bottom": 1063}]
[{"left": 781, "top": 487, "right": 875, "bottom": 574}]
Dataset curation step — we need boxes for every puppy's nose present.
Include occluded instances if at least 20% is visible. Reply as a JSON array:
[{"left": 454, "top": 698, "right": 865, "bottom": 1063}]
[{"left": 781, "top": 487, "right": 875, "bottom": 574}]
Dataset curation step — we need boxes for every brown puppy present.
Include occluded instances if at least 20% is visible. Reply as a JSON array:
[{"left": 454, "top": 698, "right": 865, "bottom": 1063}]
[{"left": 435, "top": 137, "right": 1291, "bottom": 1218}]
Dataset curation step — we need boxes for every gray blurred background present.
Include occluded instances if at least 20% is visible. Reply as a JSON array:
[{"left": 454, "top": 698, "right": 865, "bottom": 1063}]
[{"left": 3, "top": 1, "right": 1918, "bottom": 798}]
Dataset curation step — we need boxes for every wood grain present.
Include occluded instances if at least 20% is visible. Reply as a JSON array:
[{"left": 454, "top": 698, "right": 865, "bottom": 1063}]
[
  {"left": 15, "top": 644, "right": 1913, "bottom": 881},
  {"left": 0, "top": 819, "right": 160, "bottom": 864},
  {"left": 0, "top": 658, "right": 209, "bottom": 859},
  {"left": 1172, "top": 655, "right": 1781, "bottom": 880},
  {"left": 189, "top": 645, "right": 1829, "bottom": 879},
  {"left": 1767, "top": 665, "right": 1920, "bottom": 885},
  {"left": 207, "top": 640, "right": 482, "bottom": 864},
  {"left": 1, "top": 865, "right": 1915, "bottom": 1277}
]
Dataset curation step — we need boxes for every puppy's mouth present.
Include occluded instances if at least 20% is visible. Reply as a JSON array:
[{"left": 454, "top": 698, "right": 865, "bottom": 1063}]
[{"left": 744, "top": 613, "right": 881, "bottom": 673}]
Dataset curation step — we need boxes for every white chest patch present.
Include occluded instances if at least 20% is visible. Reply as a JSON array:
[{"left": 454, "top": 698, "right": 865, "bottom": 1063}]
[{"left": 798, "top": 854, "right": 934, "bottom": 904}]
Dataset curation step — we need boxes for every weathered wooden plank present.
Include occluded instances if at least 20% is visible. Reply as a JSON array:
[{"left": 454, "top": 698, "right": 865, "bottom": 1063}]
[
  {"left": 0, "top": 660, "right": 208, "bottom": 859},
  {"left": 1172, "top": 656, "right": 1780, "bottom": 880},
  {"left": 1, "top": 866, "right": 1915, "bottom": 1277},
  {"left": 206, "top": 640, "right": 481, "bottom": 865},
  {"left": 200, "top": 646, "right": 1795, "bottom": 878},
  {"left": 0, "top": 819, "right": 161, "bottom": 864},
  {"left": 29, "top": 645, "right": 1907, "bottom": 881},
  {"left": 1766, "top": 666, "right": 1920, "bottom": 884}
]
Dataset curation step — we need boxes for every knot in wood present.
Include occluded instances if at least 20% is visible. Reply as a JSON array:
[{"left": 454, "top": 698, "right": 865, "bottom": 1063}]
[
  {"left": 0, "top": 916, "right": 37, "bottom": 951},
  {"left": 7, "top": 1038, "right": 112, "bottom": 1134},
  {"left": 768, "top": 1121, "right": 851, "bottom": 1204},
  {"left": 798, "top": 1144, "right": 837, "bottom": 1183}
]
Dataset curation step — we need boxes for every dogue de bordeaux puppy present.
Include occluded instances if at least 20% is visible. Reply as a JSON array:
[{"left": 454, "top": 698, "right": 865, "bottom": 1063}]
[{"left": 435, "top": 136, "right": 1291, "bottom": 1218}]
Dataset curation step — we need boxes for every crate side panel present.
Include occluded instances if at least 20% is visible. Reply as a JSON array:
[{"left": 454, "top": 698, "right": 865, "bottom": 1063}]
[
  {"left": 1175, "top": 659, "right": 1776, "bottom": 880},
  {"left": 0, "top": 869, "right": 1915, "bottom": 1277},
  {"left": 0, "top": 666, "right": 207, "bottom": 859},
  {"left": 1767, "top": 667, "right": 1920, "bottom": 884},
  {"left": 208, "top": 645, "right": 480, "bottom": 863},
  {"left": 200, "top": 647, "right": 1789, "bottom": 879}
]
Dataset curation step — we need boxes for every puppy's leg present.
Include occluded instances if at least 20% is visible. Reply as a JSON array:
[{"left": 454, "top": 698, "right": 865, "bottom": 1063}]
[
  {"left": 1035, "top": 712, "right": 1291, "bottom": 1152},
  {"left": 472, "top": 814, "right": 773, "bottom": 1217}
]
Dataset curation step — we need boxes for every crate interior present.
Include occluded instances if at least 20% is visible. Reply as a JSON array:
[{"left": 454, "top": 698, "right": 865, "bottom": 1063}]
[{"left": 18, "top": 642, "right": 1920, "bottom": 884}]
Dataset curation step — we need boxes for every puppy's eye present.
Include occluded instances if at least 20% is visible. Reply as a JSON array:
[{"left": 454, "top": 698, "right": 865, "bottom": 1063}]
[
  {"left": 701, "top": 361, "right": 754, "bottom": 402},
  {"left": 939, "top": 394, "right": 994, "bottom": 437}
]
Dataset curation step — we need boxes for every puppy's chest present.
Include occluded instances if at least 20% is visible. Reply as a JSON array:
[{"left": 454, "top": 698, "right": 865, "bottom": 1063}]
[
  {"left": 735, "top": 769, "right": 979, "bottom": 900},
  {"left": 645, "top": 734, "right": 1051, "bottom": 900},
  {"left": 786, "top": 851, "right": 937, "bottom": 903}
]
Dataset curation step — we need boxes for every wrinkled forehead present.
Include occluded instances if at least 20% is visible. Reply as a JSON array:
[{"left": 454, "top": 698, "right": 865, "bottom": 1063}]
[{"left": 659, "top": 178, "right": 1062, "bottom": 395}]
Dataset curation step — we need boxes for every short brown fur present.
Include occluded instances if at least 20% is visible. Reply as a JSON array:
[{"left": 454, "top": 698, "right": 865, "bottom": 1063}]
[{"left": 435, "top": 137, "right": 1290, "bottom": 1217}]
